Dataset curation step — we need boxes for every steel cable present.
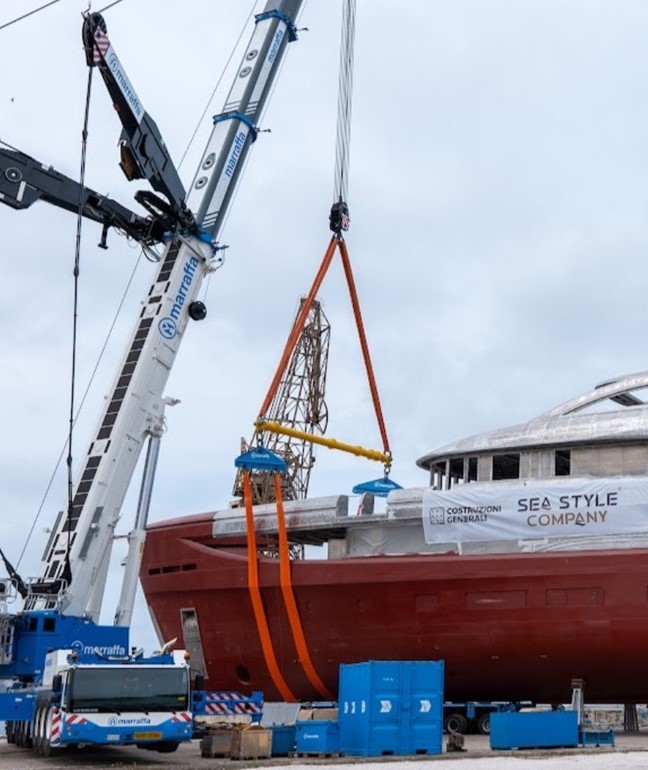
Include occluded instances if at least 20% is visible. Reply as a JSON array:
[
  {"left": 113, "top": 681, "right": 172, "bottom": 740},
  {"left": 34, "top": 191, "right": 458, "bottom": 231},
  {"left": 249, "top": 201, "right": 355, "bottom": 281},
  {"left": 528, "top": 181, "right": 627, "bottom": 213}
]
[
  {"left": 333, "top": 0, "right": 356, "bottom": 204},
  {"left": 0, "top": 0, "right": 61, "bottom": 32}
]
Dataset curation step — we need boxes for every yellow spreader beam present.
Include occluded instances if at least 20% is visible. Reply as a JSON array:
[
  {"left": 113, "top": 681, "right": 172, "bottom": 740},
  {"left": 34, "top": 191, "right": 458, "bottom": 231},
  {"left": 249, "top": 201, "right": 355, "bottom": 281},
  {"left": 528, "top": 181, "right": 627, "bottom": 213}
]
[{"left": 255, "top": 419, "right": 391, "bottom": 465}]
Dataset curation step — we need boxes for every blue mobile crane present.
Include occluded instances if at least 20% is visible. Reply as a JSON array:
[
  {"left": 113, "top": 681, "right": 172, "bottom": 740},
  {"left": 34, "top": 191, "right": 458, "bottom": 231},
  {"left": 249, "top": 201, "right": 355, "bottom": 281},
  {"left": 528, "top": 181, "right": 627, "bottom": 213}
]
[{"left": 0, "top": 0, "right": 302, "bottom": 754}]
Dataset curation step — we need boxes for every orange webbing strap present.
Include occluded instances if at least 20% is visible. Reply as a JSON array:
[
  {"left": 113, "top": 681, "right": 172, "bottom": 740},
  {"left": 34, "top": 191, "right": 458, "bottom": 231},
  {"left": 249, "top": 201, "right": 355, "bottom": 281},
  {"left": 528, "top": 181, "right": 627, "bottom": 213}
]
[
  {"left": 273, "top": 474, "right": 335, "bottom": 700},
  {"left": 242, "top": 471, "right": 296, "bottom": 702},
  {"left": 259, "top": 235, "right": 338, "bottom": 418},
  {"left": 338, "top": 238, "right": 391, "bottom": 456}
]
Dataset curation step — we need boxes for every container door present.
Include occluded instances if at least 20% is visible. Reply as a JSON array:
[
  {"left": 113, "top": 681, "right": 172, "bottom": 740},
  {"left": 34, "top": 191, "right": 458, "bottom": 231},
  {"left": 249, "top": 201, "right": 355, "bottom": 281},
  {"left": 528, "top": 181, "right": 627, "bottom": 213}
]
[
  {"left": 367, "top": 661, "right": 402, "bottom": 756},
  {"left": 409, "top": 661, "right": 444, "bottom": 755}
]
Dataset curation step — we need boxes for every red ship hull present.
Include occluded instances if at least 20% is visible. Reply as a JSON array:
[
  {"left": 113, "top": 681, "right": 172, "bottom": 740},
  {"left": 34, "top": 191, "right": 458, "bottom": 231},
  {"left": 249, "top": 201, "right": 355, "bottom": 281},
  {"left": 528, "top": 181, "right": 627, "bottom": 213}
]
[{"left": 141, "top": 511, "right": 648, "bottom": 704}]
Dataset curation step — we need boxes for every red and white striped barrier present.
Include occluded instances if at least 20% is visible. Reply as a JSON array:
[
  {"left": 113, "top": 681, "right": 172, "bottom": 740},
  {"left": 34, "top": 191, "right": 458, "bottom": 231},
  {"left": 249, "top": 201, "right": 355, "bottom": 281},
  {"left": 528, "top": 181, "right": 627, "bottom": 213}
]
[{"left": 50, "top": 708, "right": 62, "bottom": 745}]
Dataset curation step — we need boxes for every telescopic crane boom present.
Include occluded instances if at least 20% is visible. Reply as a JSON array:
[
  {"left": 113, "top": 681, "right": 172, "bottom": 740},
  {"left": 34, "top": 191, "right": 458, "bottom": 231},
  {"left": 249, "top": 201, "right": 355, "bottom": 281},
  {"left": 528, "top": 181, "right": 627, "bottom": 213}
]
[{"left": 23, "top": 1, "right": 303, "bottom": 624}]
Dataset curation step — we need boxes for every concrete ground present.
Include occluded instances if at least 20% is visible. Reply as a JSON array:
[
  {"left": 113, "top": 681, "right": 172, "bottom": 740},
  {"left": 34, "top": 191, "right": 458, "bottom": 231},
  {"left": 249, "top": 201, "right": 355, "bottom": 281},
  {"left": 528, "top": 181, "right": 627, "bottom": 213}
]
[{"left": 2, "top": 732, "right": 648, "bottom": 769}]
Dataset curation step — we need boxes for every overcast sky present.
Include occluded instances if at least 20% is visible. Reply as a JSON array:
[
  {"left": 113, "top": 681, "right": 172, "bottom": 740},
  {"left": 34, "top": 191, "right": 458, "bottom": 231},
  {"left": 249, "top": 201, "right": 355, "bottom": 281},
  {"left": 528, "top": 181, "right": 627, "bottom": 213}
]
[{"left": 1, "top": 0, "right": 648, "bottom": 650}]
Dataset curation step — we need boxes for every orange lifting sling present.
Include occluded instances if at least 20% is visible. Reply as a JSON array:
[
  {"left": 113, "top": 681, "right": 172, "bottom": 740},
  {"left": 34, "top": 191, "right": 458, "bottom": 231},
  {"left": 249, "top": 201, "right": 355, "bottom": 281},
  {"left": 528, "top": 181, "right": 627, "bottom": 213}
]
[
  {"left": 237, "top": 449, "right": 333, "bottom": 701},
  {"left": 258, "top": 233, "right": 392, "bottom": 472}
]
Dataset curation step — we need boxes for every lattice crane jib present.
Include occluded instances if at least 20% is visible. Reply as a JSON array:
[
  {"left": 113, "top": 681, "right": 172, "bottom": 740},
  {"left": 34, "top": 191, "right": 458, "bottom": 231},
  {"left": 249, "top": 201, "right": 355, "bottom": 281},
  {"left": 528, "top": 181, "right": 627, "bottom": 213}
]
[{"left": 233, "top": 299, "right": 330, "bottom": 506}]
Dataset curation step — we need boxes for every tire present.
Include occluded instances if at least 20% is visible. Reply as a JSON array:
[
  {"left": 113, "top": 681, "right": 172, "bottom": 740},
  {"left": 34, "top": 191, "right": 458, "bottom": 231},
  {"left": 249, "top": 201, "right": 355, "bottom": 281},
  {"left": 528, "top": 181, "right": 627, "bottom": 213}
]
[
  {"left": 32, "top": 705, "right": 44, "bottom": 755},
  {"left": 477, "top": 712, "right": 491, "bottom": 735},
  {"left": 16, "top": 720, "right": 32, "bottom": 748},
  {"left": 41, "top": 706, "right": 60, "bottom": 757},
  {"left": 444, "top": 712, "right": 468, "bottom": 734},
  {"left": 155, "top": 741, "right": 180, "bottom": 753},
  {"left": 23, "top": 719, "right": 33, "bottom": 749}
]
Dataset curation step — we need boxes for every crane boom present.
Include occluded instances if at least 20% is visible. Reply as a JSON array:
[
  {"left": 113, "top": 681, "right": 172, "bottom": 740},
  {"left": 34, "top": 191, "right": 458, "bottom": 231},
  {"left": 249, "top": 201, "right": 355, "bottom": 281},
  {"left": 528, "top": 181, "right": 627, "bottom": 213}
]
[
  {"left": 81, "top": 13, "right": 194, "bottom": 231},
  {"left": 25, "top": 0, "right": 304, "bottom": 621},
  {"left": 186, "top": 5, "right": 299, "bottom": 237},
  {"left": 0, "top": 146, "right": 164, "bottom": 244}
]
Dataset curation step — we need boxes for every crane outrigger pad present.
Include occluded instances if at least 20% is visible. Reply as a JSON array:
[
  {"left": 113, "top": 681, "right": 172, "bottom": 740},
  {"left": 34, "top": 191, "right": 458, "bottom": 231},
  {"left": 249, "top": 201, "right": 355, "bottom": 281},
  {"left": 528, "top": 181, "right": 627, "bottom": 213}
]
[
  {"left": 353, "top": 477, "right": 403, "bottom": 497},
  {"left": 235, "top": 447, "right": 287, "bottom": 472}
]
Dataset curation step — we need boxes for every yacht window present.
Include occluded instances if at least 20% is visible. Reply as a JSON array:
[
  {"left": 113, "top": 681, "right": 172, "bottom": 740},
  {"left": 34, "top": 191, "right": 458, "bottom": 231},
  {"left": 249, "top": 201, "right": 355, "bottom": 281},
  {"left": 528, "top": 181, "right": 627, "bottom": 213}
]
[
  {"left": 492, "top": 453, "right": 520, "bottom": 480},
  {"left": 467, "top": 457, "right": 478, "bottom": 482},
  {"left": 449, "top": 458, "right": 464, "bottom": 486},
  {"left": 431, "top": 461, "right": 446, "bottom": 490},
  {"left": 555, "top": 449, "right": 571, "bottom": 476}
]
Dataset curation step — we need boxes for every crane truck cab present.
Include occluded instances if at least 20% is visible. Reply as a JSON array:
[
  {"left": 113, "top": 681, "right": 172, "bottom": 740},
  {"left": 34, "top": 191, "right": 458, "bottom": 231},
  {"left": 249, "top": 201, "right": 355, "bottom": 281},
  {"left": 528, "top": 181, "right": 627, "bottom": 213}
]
[{"left": 27, "top": 647, "right": 193, "bottom": 754}]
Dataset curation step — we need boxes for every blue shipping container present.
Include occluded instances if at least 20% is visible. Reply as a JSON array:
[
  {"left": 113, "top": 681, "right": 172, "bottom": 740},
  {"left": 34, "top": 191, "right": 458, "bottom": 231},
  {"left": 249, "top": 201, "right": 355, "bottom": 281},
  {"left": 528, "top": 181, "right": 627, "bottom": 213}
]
[
  {"left": 295, "top": 720, "right": 340, "bottom": 754},
  {"left": 339, "top": 660, "right": 444, "bottom": 757},
  {"left": 271, "top": 725, "right": 296, "bottom": 756},
  {"left": 490, "top": 710, "right": 578, "bottom": 750},
  {"left": 579, "top": 728, "right": 615, "bottom": 747}
]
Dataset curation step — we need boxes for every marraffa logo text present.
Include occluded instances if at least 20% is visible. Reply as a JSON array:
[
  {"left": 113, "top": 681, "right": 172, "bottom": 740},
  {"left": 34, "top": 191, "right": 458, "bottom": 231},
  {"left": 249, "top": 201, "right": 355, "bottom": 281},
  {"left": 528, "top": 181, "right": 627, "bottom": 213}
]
[
  {"left": 71, "top": 639, "right": 127, "bottom": 657},
  {"left": 107, "top": 716, "right": 152, "bottom": 726},
  {"left": 268, "top": 28, "right": 284, "bottom": 64},
  {"left": 106, "top": 51, "right": 143, "bottom": 121},
  {"left": 225, "top": 131, "right": 246, "bottom": 179},
  {"left": 158, "top": 256, "right": 200, "bottom": 340}
]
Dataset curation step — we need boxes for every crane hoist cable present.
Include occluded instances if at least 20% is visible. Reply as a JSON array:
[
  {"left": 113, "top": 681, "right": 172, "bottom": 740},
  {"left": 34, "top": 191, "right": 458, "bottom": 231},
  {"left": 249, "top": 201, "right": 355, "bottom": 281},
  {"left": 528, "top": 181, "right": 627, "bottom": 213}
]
[
  {"left": 17, "top": 253, "right": 143, "bottom": 570},
  {"left": 17, "top": 57, "right": 97, "bottom": 579},
  {"left": 256, "top": 0, "right": 396, "bottom": 481},
  {"left": 333, "top": 0, "right": 356, "bottom": 206},
  {"left": 61, "top": 62, "right": 97, "bottom": 588}
]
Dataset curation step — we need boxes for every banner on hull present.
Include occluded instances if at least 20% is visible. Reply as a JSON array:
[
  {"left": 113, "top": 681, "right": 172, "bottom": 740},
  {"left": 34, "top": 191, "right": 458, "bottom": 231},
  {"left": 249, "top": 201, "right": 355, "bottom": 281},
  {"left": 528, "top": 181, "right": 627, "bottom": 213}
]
[{"left": 422, "top": 476, "right": 648, "bottom": 544}]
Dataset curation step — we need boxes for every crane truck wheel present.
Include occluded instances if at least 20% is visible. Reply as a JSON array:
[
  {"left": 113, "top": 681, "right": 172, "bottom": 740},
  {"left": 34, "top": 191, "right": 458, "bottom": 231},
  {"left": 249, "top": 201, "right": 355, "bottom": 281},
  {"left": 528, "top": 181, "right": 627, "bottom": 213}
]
[
  {"left": 41, "top": 706, "right": 60, "bottom": 757},
  {"left": 24, "top": 719, "right": 33, "bottom": 748},
  {"left": 444, "top": 713, "right": 468, "bottom": 735},
  {"left": 477, "top": 713, "right": 491, "bottom": 735},
  {"left": 32, "top": 705, "right": 44, "bottom": 754},
  {"left": 17, "top": 720, "right": 32, "bottom": 748},
  {"left": 36, "top": 703, "right": 51, "bottom": 754}
]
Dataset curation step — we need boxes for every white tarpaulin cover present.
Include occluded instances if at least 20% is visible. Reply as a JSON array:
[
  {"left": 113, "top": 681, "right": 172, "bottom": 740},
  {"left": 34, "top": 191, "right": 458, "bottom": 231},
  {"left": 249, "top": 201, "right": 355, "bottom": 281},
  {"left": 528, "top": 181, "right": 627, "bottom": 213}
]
[{"left": 422, "top": 476, "right": 648, "bottom": 544}]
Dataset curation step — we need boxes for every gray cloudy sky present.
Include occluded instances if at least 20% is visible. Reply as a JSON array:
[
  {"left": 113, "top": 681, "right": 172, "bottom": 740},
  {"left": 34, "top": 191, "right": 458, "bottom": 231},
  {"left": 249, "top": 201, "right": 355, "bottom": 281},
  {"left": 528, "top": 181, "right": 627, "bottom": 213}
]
[{"left": 1, "top": 0, "right": 647, "bottom": 649}]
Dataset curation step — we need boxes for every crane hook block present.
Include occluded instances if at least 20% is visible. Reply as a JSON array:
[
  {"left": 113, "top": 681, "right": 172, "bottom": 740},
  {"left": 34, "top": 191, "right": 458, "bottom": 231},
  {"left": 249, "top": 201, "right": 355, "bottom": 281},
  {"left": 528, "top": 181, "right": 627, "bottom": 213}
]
[
  {"left": 352, "top": 476, "right": 403, "bottom": 498},
  {"left": 329, "top": 200, "right": 350, "bottom": 233},
  {"left": 235, "top": 446, "right": 287, "bottom": 473}
]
